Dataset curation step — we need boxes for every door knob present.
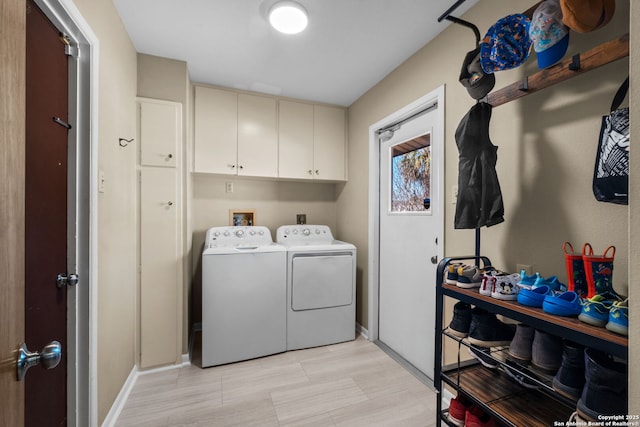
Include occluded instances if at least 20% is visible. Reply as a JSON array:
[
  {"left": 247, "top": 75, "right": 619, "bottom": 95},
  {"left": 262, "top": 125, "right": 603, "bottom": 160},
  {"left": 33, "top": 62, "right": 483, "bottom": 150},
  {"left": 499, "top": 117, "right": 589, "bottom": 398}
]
[
  {"left": 56, "top": 273, "right": 78, "bottom": 289},
  {"left": 16, "top": 341, "right": 62, "bottom": 381},
  {"left": 431, "top": 255, "right": 438, "bottom": 264}
]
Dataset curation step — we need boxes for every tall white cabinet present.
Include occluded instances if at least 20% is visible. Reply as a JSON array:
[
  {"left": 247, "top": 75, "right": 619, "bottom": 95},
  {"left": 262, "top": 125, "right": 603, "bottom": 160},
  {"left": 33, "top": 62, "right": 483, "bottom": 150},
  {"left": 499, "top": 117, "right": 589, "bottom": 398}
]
[{"left": 137, "top": 98, "right": 183, "bottom": 368}]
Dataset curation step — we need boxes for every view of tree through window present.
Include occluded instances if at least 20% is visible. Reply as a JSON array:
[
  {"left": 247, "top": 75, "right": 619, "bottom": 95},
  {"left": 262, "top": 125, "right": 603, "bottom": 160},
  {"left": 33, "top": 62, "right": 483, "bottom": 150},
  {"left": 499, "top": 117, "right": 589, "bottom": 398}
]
[{"left": 391, "top": 134, "right": 431, "bottom": 212}]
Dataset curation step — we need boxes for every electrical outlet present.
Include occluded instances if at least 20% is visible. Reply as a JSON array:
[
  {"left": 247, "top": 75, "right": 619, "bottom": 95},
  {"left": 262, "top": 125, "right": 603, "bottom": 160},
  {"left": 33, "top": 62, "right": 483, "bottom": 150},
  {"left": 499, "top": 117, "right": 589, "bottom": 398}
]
[
  {"left": 296, "top": 214, "right": 307, "bottom": 224},
  {"left": 225, "top": 181, "right": 233, "bottom": 193},
  {"left": 452, "top": 185, "right": 458, "bottom": 204},
  {"left": 516, "top": 264, "right": 533, "bottom": 275}
]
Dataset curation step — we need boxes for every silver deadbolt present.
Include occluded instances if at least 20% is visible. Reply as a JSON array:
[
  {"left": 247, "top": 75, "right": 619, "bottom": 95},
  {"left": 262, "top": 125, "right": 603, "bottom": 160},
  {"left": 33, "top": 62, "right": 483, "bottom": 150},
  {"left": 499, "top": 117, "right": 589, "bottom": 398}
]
[
  {"left": 56, "top": 273, "right": 79, "bottom": 289},
  {"left": 16, "top": 341, "right": 62, "bottom": 381}
]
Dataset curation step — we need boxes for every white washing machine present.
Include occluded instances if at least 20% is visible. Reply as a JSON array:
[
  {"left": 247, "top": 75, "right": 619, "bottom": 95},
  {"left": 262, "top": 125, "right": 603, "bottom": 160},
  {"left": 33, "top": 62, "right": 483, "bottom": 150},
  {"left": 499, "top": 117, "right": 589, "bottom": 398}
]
[
  {"left": 201, "top": 226, "right": 286, "bottom": 367},
  {"left": 276, "top": 225, "right": 356, "bottom": 350}
]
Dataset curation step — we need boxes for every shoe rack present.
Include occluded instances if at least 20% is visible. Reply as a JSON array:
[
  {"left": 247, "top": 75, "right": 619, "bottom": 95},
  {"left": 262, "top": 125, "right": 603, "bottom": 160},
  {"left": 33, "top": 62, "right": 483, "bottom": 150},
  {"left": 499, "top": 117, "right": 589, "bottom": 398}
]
[{"left": 433, "top": 256, "right": 628, "bottom": 426}]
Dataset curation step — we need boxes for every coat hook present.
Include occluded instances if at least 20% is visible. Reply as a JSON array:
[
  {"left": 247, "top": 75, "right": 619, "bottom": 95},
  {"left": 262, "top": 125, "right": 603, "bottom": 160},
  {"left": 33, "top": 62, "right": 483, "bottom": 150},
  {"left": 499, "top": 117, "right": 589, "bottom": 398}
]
[
  {"left": 119, "top": 138, "right": 134, "bottom": 147},
  {"left": 569, "top": 54, "right": 581, "bottom": 71}
]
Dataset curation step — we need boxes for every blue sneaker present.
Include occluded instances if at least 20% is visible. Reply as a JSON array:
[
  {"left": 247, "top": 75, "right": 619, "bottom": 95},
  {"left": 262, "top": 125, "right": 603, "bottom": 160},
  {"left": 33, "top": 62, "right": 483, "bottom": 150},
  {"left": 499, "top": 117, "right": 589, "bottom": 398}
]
[
  {"left": 605, "top": 299, "right": 628, "bottom": 336},
  {"left": 579, "top": 294, "right": 614, "bottom": 327},
  {"left": 543, "top": 291, "right": 583, "bottom": 317},
  {"left": 517, "top": 270, "right": 540, "bottom": 290},
  {"left": 517, "top": 285, "right": 552, "bottom": 308},
  {"left": 533, "top": 275, "right": 567, "bottom": 293}
]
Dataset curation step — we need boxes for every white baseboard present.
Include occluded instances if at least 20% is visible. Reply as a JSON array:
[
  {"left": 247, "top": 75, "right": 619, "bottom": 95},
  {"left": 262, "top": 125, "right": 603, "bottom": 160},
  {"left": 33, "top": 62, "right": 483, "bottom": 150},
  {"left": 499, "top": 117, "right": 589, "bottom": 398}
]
[
  {"left": 101, "top": 355, "right": 190, "bottom": 426},
  {"left": 356, "top": 322, "right": 369, "bottom": 339},
  {"left": 100, "top": 365, "right": 138, "bottom": 427}
]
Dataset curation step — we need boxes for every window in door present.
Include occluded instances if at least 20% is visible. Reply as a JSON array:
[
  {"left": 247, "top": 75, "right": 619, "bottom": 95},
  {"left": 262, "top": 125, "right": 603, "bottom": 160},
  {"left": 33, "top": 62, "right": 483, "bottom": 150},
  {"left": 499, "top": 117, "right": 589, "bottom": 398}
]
[{"left": 390, "top": 133, "right": 431, "bottom": 213}]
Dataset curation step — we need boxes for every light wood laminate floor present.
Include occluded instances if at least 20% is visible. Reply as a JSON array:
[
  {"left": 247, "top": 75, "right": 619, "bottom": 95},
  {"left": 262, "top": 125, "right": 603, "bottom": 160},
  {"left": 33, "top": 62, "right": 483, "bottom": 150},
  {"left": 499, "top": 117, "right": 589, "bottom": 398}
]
[{"left": 116, "top": 335, "right": 438, "bottom": 426}]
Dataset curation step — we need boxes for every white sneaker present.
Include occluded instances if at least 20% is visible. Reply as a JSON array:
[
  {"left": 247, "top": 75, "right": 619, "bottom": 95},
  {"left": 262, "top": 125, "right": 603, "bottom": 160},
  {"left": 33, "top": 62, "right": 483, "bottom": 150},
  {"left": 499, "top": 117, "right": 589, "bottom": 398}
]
[
  {"left": 491, "top": 273, "right": 521, "bottom": 300},
  {"left": 479, "top": 270, "right": 505, "bottom": 296}
]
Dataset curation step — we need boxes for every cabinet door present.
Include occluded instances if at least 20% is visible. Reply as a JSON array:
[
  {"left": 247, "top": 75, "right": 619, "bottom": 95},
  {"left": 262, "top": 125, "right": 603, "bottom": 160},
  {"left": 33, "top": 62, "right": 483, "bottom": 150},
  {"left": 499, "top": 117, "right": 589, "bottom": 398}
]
[
  {"left": 194, "top": 86, "right": 238, "bottom": 174},
  {"left": 314, "top": 105, "right": 346, "bottom": 181},
  {"left": 140, "top": 167, "right": 178, "bottom": 368},
  {"left": 238, "top": 93, "right": 278, "bottom": 177},
  {"left": 139, "top": 100, "right": 180, "bottom": 167},
  {"left": 278, "top": 100, "right": 314, "bottom": 179}
]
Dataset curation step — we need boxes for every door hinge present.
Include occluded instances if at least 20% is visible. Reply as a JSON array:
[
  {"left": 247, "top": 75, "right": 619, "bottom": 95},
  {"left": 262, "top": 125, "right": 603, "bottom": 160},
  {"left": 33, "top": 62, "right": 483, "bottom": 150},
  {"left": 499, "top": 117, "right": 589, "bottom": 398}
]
[{"left": 60, "top": 33, "right": 77, "bottom": 57}]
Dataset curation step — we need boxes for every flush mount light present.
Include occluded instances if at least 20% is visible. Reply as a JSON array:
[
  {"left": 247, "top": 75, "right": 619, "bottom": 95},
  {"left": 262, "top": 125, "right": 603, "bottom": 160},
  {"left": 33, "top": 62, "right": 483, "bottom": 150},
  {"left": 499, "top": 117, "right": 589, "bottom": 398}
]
[{"left": 269, "top": 1, "right": 308, "bottom": 34}]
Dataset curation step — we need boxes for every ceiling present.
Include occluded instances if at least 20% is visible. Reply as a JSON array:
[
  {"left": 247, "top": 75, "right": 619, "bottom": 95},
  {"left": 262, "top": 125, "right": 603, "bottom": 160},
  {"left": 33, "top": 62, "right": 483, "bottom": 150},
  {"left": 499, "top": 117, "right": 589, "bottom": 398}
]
[{"left": 113, "top": 0, "right": 479, "bottom": 107}]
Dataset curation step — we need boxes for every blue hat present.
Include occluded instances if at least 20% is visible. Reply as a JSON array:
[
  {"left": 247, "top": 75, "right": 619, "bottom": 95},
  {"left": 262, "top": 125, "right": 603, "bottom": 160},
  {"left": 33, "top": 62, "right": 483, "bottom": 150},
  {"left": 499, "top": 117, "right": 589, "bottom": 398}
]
[
  {"left": 530, "top": 0, "right": 570, "bottom": 69},
  {"left": 480, "top": 14, "right": 533, "bottom": 74}
]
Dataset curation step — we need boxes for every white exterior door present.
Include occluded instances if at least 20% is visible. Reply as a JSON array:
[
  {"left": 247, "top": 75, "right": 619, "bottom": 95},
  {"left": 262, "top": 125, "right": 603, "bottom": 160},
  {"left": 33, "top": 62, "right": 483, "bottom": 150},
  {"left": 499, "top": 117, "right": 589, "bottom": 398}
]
[{"left": 378, "top": 104, "right": 441, "bottom": 379}]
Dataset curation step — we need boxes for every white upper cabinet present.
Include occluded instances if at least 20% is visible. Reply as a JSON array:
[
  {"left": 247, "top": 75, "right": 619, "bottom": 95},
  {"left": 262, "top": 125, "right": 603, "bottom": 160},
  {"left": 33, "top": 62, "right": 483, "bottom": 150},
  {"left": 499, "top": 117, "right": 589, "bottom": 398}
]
[
  {"left": 194, "top": 86, "right": 238, "bottom": 174},
  {"left": 194, "top": 85, "right": 346, "bottom": 181},
  {"left": 194, "top": 86, "right": 278, "bottom": 177},
  {"left": 278, "top": 100, "right": 314, "bottom": 179},
  {"left": 237, "top": 93, "right": 278, "bottom": 177},
  {"left": 278, "top": 101, "right": 347, "bottom": 181},
  {"left": 313, "top": 105, "right": 346, "bottom": 181},
  {"left": 139, "top": 100, "right": 180, "bottom": 167}
]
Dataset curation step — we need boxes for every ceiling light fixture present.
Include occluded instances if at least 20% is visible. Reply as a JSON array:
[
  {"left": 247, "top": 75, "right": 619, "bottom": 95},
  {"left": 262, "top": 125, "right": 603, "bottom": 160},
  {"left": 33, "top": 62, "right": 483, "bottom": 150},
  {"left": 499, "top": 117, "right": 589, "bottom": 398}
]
[{"left": 269, "top": 1, "right": 308, "bottom": 34}]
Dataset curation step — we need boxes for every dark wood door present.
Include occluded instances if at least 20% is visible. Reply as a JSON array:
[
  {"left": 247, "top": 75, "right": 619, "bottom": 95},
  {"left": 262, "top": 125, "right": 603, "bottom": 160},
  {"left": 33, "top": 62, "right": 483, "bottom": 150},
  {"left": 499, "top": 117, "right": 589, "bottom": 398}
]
[{"left": 25, "top": 1, "right": 69, "bottom": 425}]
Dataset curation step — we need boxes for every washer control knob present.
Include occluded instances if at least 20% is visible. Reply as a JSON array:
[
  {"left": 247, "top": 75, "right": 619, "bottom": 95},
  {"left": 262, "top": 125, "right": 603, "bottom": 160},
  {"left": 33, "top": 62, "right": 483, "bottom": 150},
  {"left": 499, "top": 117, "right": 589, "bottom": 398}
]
[
  {"left": 293, "top": 229, "right": 298, "bottom": 234},
  {"left": 235, "top": 229, "right": 244, "bottom": 237},
  {"left": 214, "top": 232, "right": 220, "bottom": 237},
  {"left": 259, "top": 230, "right": 264, "bottom": 235},
  {"left": 250, "top": 230, "right": 256, "bottom": 236},
  {"left": 223, "top": 231, "right": 230, "bottom": 237},
  {"left": 303, "top": 228, "right": 311, "bottom": 236},
  {"left": 315, "top": 229, "right": 321, "bottom": 234}
]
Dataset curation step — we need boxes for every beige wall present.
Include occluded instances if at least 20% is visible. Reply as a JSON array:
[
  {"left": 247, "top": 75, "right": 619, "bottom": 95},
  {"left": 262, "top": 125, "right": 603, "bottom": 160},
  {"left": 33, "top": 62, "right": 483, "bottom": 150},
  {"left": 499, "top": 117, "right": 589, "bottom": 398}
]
[
  {"left": 629, "top": 0, "right": 638, "bottom": 417},
  {"left": 344, "top": 0, "right": 630, "bottom": 334},
  {"left": 71, "top": 0, "right": 138, "bottom": 423}
]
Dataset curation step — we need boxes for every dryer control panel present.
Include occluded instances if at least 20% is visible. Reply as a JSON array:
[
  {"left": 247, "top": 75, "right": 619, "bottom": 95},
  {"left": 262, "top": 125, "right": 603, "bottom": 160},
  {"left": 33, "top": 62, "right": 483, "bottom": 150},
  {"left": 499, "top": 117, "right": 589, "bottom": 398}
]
[
  {"left": 205, "top": 226, "right": 273, "bottom": 248},
  {"left": 276, "top": 225, "right": 334, "bottom": 243}
]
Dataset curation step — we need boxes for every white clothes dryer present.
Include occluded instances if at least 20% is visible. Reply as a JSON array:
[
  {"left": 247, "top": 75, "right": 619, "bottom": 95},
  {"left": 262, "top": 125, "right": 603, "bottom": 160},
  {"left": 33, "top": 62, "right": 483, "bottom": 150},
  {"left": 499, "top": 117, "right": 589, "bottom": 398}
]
[
  {"left": 201, "top": 226, "right": 286, "bottom": 367},
  {"left": 276, "top": 225, "right": 356, "bottom": 350}
]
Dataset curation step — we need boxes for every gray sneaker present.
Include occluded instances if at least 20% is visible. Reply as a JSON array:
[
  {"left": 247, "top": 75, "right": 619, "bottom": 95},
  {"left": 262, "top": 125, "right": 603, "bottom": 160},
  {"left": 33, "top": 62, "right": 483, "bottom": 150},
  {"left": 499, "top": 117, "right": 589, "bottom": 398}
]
[
  {"left": 531, "top": 329, "right": 563, "bottom": 374},
  {"left": 507, "top": 323, "right": 534, "bottom": 362}
]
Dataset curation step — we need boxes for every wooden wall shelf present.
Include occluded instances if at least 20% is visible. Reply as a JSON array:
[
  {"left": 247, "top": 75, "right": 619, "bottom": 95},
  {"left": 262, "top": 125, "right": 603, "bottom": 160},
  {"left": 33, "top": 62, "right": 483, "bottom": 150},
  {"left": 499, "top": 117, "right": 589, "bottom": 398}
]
[{"left": 486, "top": 33, "right": 630, "bottom": 107}]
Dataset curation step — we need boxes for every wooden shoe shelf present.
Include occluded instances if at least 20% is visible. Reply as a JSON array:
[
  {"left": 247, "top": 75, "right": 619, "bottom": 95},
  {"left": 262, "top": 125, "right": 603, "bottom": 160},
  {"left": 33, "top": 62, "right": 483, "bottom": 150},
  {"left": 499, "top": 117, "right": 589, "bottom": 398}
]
[{"left": 434, "top": 256, "right": 628, "bottom": 427}]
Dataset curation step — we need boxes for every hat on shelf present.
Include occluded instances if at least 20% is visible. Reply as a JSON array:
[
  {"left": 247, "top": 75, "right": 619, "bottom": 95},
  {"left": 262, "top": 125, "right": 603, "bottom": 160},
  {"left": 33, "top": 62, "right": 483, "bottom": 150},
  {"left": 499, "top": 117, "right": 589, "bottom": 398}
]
[
  {"left": 480, "top": 14, "right": 533, "bottom": 74},
  {"left": 529, "top": 0, "right": 570, "bottom": 69},
  {"left": 459, "top": 46, "right": 495, "bottom": 100},
  {"left": 560, "top": 0, "right": 615, "bottom": 33}
]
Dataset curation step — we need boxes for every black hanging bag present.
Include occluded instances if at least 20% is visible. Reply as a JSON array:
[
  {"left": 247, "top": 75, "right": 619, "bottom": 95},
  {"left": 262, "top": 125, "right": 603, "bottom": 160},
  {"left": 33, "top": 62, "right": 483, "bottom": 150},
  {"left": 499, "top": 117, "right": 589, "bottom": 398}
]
[{"left": 592, "top": 77, "right": 629, "bottom": 204}]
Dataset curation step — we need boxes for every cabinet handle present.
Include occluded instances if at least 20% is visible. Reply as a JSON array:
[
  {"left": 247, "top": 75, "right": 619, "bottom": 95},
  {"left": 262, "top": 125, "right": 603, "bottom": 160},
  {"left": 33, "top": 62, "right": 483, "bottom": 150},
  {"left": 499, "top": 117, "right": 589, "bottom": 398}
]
[
  {"left": 228, "top": 164, "right": 235, "bottom": 169},
  {"left": 167, "top": 201, "right": 173, "bottom": 206},
  {"left": 308, "top": 170, "right": 313, "bottom": 175},
  {"left": 239, "top": 165, "right": 244, "bottom": 170},
  {"left": 315, "top": 170, "right": 319, "bottom": 175},
  {"left": 167, "top": 154, "right": 173, "bottom": 159}
]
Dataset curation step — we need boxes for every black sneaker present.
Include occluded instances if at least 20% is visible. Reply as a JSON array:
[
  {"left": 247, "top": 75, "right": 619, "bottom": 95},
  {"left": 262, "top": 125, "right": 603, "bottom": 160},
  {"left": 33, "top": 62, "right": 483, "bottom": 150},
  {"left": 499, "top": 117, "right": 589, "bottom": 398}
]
[
  {"left": 448, "top": 302, "right": 472, "bottom": 338},
  {"left": 469, "top": 345, "right": 499, "bottom": 369},
  {"left": 468, "top": 307, "right": 516, "bottom": 347}
]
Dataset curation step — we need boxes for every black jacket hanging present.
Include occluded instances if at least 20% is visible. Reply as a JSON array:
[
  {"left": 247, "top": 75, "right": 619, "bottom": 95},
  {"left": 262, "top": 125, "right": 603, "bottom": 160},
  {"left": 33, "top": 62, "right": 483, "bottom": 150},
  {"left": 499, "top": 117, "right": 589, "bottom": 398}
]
[{"left": 454, "top": 102, "right": 504, "bottom": 229}]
